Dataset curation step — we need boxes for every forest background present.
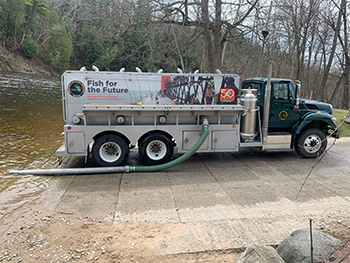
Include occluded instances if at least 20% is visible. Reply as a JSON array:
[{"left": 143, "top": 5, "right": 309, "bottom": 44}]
[{"left": 0, "top": 0, "right": 349, "bottom": 109}]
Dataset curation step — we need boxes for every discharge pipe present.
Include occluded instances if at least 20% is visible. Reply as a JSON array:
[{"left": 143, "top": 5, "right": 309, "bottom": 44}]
[
  {"left": 10, "top": 119, "right": 209, "bottom": 175},
  {"left": 262, "top": 61, "right": 274, "bottom": 143}
]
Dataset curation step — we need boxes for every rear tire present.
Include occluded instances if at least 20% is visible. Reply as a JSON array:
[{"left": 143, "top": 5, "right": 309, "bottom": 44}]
[
  {"left": 296, "top": 128, "right": 327, "bottom": 158},
  {"left": 139, "top": 133, "right": 173, "bottom": 165},
  {"left": 92, "top": 134, "right": 129, "bottom": 166}
]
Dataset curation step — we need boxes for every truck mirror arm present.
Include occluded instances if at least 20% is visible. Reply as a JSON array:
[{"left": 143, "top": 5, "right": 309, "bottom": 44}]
[{"left": 295, "top": 81, "right": 301, "bottom": 107}]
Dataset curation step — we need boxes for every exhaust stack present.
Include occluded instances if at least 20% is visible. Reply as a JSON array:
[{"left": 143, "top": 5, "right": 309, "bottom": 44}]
[{"left": 262, "top": 62, "right": 274, "bottom": 143}]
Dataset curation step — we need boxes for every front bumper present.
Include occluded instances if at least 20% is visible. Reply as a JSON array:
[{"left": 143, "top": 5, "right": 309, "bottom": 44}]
[{"left": 330, "top": 128, "right": 340, "bottom": 139}]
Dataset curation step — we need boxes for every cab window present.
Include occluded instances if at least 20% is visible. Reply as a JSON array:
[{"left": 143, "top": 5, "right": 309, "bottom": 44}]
[{"left": 273, "top": 82, "right": 295, "bottom": 102}]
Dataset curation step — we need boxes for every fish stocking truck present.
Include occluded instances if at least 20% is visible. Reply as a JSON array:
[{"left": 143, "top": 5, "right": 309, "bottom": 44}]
[{"left": 55, "top": 65, "right": 339, "bottom": 168}]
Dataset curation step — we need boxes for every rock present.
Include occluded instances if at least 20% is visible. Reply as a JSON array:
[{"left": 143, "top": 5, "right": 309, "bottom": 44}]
[
  {"left": 237, "top": 244, "right": 285, "bottom": 263},
  {"left": 278, "top": 229, "right": 341, "bottom": 263}
]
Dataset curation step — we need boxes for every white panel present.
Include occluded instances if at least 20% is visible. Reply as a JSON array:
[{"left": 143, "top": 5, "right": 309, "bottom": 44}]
[
  {"left": 67, "top": 132, "right": 85, "bottom": 153},
  {"left": 263, "top": 135, "right": 292, "bottom": 149},
  {"left": 182, "top": 131, "right": 209, "bottom": 151},
  {"left": 212, "top": 130, "right": 239, "bottom": 150}
]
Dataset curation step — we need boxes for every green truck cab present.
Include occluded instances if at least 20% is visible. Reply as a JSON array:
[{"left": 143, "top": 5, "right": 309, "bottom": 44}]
[{"left": 242, "top": 77, "right": 339, "bottom": 158}]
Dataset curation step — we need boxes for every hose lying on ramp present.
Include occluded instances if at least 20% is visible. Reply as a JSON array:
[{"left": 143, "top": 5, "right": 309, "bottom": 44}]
[{"left": 9, "top": 119, "right": 209, "bottom": 175}]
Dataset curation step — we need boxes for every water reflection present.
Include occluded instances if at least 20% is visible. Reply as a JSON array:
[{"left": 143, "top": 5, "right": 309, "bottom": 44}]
[{"left": 0, "top": 72, "right": 64, "bottom": 218}]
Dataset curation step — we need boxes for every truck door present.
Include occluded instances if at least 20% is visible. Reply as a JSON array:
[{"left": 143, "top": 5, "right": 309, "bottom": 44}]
[{"left": 268, "top": 81, "right": 302, "bottom": 130}]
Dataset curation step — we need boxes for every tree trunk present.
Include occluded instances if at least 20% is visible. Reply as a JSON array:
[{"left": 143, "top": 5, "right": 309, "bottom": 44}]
[
  {"left": 306, "top": 27, "right": 316, "bottom": 96},
  {"left": 330, "top": 72, "right": 345, "bottom": 105},
  {"left": 201, "top": 0, "right": 214, "bottom": 73},
  {"left": 317, "top": 0, "right": 346, "bottom": 101},
  {"left": 343, "top": 66, "right": 350, "bottom": 108},
  {"left": 172, "top": 25, "right": 185, "bottom": 71},
  {"left": 28, "top": 1, "right": 36, "bottom": 32},
  {"left": 341, "top": 2, "right": 349, "bottom": 109},
  {"left": 213, "top": 0, "right": 222, "bottom": 72}
]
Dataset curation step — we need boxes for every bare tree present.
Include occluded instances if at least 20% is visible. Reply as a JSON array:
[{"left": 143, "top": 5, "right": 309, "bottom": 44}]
[
  {"left": 340, "top": 0, "right": 349, "bottom": 108},
  {"left": 275, "top": 0, "right": 321, "bottom": 82},
  {"left": 152, "top": 0, "right": 258, "bottom": 73},
  {"left": 317, "top": 0, "right": 346, "bottom": 101}
]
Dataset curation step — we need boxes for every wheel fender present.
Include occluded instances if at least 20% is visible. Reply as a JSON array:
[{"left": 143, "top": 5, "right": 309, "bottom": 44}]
[
  {"left": 293, "top": 112, "right": 336, "bottom": 135},
  {"left": 137, "top": 130, "right": 174, "bottom": 147},
  {"left": 92, "top": 130, "right": 131, "bottom": 145}
]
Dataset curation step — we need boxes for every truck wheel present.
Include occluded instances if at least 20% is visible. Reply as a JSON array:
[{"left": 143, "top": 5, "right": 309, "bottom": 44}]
[
  {"left": 92, "top": 134, "right": 129, "bottom": 166},
  {"left": 296, "top": 128, "right": 327, "bottom": 158},
  {"left": 139, "top": 133, "right": 173, "bottom": 165}
]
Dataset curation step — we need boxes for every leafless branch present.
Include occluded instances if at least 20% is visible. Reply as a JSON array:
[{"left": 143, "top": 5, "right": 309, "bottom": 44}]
[{"left": 296, "top": 109, "right": 350, "bottom": 199}]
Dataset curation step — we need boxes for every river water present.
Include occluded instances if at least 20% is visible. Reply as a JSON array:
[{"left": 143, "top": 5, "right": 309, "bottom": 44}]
[{"left": 0, "top": 72, "right": 65, "bottom": 219}]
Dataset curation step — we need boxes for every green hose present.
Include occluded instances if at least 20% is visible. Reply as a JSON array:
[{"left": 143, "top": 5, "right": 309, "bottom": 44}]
[{"left": 130, "top": 122, "right": 209, "bottom": 172}]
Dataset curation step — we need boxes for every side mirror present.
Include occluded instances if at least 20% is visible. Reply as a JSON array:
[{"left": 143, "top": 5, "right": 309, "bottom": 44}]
[{"left": 295, "top": 81, "right": 301, "bottom": 107}]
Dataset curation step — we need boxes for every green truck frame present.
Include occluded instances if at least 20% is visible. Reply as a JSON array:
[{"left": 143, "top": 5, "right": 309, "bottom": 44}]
[{"left": 242, "top": 76, "right": 339, "bottom": 158}]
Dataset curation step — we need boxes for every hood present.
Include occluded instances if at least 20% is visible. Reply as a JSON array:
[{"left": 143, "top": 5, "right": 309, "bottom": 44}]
[{"left": 301, "top": 99, "right": 333, "bottom": 115}]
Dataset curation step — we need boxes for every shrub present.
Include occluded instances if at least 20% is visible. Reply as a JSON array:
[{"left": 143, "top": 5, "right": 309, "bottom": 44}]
[{"left": 22, "top": 36, "right": 38, "bottom": 58}]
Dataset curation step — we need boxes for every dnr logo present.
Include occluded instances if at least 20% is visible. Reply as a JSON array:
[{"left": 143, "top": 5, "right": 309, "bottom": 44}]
[
  {"left": 279, "top": 111, "right": 288, "bottom": 120},
  {"left": 68, "top": 81, "right": 85, "bottom": 97}
]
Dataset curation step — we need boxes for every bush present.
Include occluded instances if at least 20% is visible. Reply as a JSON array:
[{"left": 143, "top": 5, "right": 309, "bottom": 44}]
[{"left": 22, "top": 36, "right": 38, "bottom": 58}]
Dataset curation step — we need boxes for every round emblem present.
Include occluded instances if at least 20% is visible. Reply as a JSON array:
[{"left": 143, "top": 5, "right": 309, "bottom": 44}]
[
  {"left": 279, "top": 111, "right": 288, "bottom": 120},
  {"left": 68, "top": 80, "right": 85, "bottom": 97}
]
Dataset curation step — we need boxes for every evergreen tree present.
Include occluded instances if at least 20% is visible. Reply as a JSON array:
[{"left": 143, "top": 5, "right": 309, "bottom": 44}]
[
  {"left": 45, "top": 12, "right": 73, "bottom": 71},
  {"left": 80, "top": 25, "right": 105, "bottom": 66},
  {"left": 25, "top": 0, "right": 49, "bottom": 32},
  {"left": 110, "top": 0, "right": 153, "bottom": 71},
  {"left": 0, "top": 0, "right": 26, "bottom": 37}
]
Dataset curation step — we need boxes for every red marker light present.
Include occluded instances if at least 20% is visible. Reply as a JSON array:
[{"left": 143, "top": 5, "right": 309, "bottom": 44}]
[{"left": 67, "top": 126, "right": 71, "bottom": 130}]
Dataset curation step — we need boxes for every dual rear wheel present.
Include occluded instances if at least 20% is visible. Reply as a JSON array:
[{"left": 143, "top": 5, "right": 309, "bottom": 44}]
[
  {"left": 91, "top": 133, "right": 173, "bottom": 167},
  {"left": 138, "top": 133, "right": 173, "bottom": 165},
  {"left": 91, "top": 134, "right": 129, "bottom": 167}
]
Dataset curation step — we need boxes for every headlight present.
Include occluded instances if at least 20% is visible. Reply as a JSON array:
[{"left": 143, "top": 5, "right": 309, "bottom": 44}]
[{"left": 332, "top": 117, "right": 337, "bottom": 125}]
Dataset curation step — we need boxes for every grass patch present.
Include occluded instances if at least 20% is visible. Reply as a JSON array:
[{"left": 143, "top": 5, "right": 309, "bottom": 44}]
[
  {"left": 6, "top": 57, "right": 20, "bottom": 70},
  {"left": 333, "top": 108, "right": 350, "bottom": 137}
]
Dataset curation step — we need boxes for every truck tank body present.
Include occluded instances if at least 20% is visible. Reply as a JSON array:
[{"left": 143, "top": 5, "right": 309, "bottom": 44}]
[{"left": 63, "top": 71, "right": 240, "bottom": 124}]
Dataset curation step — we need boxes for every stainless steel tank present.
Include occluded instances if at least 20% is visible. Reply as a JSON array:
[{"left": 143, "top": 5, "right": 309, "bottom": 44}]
[{"left": 240, "top": 89, "right": 258, "bottom": 142}]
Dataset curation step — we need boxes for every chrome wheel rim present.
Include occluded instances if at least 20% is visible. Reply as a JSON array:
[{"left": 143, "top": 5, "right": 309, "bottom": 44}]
[
  {"left": 146, "top": 140, "right": 167, "bottom": 160},
  {"left": 99, "top": 142, "right": 122, "bottom": 162},
  {"left": 303, "top": 134, "right": 322, "bottom": 153}
]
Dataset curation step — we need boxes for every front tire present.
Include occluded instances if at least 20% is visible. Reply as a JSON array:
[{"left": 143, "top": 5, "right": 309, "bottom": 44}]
[
  {"left": 92, "top": 134, "right": 129, "bottom": 166},
  {"left": 296, "top": 128, "right": 327, "bottom": 158},
  {"left": 139, "top": 133, "right": 173, "bottom": 165}
]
